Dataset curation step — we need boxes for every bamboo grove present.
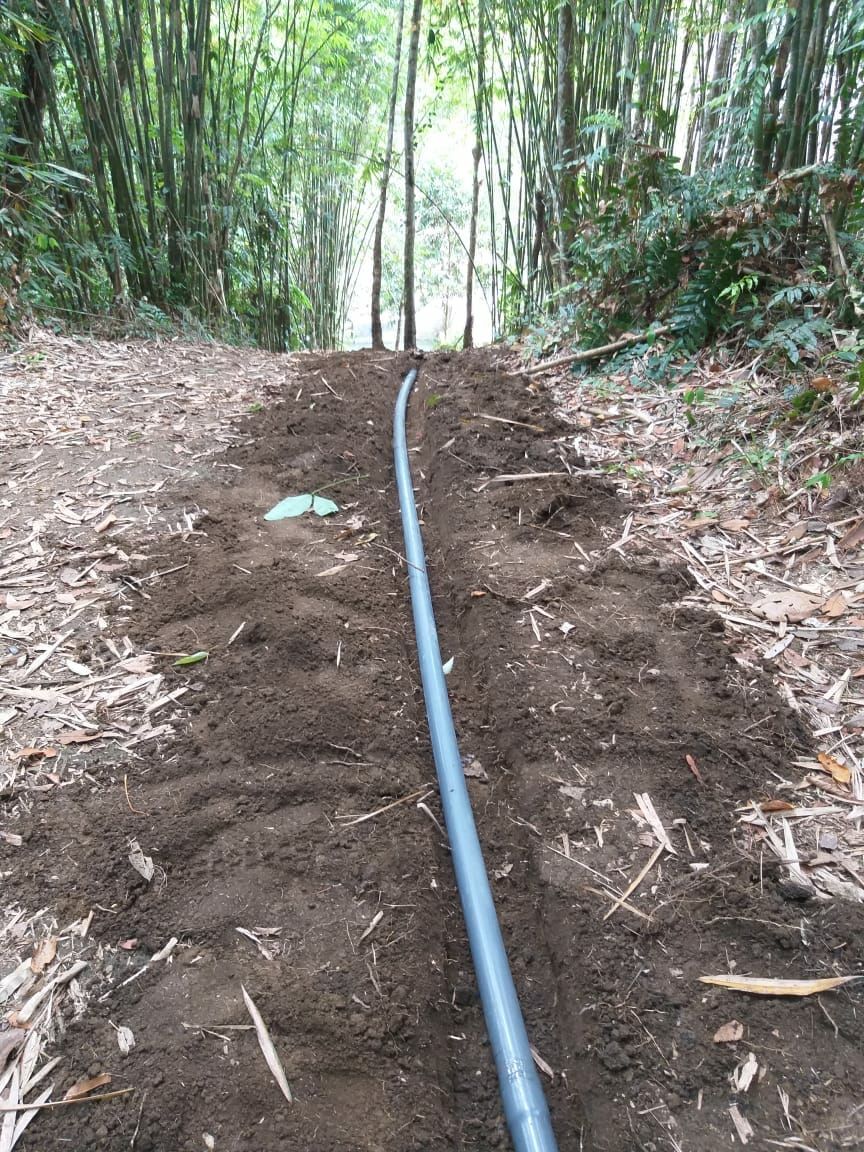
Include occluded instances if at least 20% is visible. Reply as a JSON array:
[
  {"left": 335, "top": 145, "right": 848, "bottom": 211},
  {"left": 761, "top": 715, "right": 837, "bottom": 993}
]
[{"left": 2, "top": 0, "right": 864, "bottom": 349}]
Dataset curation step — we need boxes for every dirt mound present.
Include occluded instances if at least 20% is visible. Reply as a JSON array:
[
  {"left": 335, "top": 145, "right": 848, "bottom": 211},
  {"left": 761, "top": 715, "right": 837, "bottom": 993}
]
[{"left": 13, "top": 348, "right": 863, "bottom": 1151}]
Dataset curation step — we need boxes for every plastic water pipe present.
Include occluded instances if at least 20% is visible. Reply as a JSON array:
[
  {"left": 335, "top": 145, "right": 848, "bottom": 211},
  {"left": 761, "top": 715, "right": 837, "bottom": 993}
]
[{"left": 393, "top": 368, "right": 559, "bottom": 1152}]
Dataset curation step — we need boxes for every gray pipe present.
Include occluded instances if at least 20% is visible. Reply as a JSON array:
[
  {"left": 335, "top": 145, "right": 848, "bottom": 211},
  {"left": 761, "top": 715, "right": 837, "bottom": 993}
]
[{"left": 393, "top": 368, "right": 559, "bottom": 1152}]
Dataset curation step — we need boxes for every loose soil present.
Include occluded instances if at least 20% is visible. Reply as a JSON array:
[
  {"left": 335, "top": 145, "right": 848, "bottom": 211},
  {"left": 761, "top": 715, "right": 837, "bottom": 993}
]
[{"left": 7, "top": 348, "right": 864, "bottom": 1151}]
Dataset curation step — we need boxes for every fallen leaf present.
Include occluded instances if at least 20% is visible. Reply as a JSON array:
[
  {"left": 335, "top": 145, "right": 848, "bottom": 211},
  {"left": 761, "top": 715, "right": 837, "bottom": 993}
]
[
  {"left": 811, "top": 375, "right": 834, "bottom": 393},
  {"left": 17, "top": 747, "right": 57, "bottom": 761},
  {"left": 128, "top": 840, "right": 155, "bottom": 882},
  {"left": 311, "top": 496, "right": 339, "bottom": 517},
  {"left": 470, "top": 590, "right": 487, "bottom": 598},
  {"left": 559, "top": 784, "right": 585, "bottom": 802},
  {"left": 729, "top": 1104, "right": 753, "bottom": 1145},
  {"left": 759, "top": 798, "right": 795, "bottom": 813},
  {"left": 530, "top": 1045, "right": 554, "bottom": 1080},
  {"left": 685, "top": 753, "right": 703, "bottom": 782},
  {"left": 822, "top": 590, "right": 848, "bottom": 618},
  {"left": 720, "top": 519, "right": 750, "bottom": 532},
  {"left": 5, "top": 594, "right": 34, "bottom": 610},
  {"left": 463, "top": 759, "right": 487, "bottom": 781},
  {"left": 65, "top": 660, "right": 92, "bottom": 677},
  {"left": 817, "top": 751, "right": 851, "bottom": 785},
  {"left": 713, "top": 1019, "right": 744, "bottom": 1043},
  {"left": 0, "top": 1026, "right": 26, "bottom": 1071},
  {"left": 241, "top": 985, "right": 293, "bottom": 1104},
  {"left": 57, "top": 730, "right": 103, "bottom": 745},
  {"left": 315, "top": 556, "right": 358, "bottom": 578},
  {"left": 699, "top": 974, "right": 855, "bottom": 996},
  {"left": 174, "top": 650, "right": 209, "bottom": 667},
  {"left": 64, "top": 1072, "right": 112, "bottom": 1100},
  {"left": 30, "top": 937, "right": 57, "bottom": 973},
  {"left": 264, "top": 494, "right": 339, "bottom": 521},
  {"left": 264, "top": 494, "right": 313, "bottom": 520},
  {"left": 838, "top": 519, "right": 864, "bottom": 552},
  {"left": 752, "top": 589, "right": 822, "bottom": 623},
  {"left": 116, "top": 1025, "right": 135, "bottom": 1055},
  {"left": 494, "top": 862, "right": 514, "bottom": 880},
  {"left": 119, "top": 939, "right": 138, "bottom": 950},
  {"left": 731, "top": 1052, "right": 759, "bottom": 1093}
]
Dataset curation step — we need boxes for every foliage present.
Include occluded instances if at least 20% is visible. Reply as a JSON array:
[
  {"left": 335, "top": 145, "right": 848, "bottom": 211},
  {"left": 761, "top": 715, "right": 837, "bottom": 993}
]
[
  {"left": 0, "top": 0, "right": 392, "bottom": 349},
  {"left": 531, "top": 153, "right": 864, "bottom": 366}
]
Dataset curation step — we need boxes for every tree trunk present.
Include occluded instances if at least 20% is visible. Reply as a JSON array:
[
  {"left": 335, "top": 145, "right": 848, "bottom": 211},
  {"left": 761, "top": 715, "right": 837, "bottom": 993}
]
[
  {"left": 555, "top": 0, "right": 575, "bottom": 285},
  {"left": 402, "top": 0, "right": 423, "bottom": 350},
  {"left": 371, "top": 0, "right": 405, "bottom": 350},
  {"left": 462, "top": 0, "right": 485, "bottom": 350},
  {"left": 749, "top": 0, "right": 768, "bottom": 182},
  {"left": 697, "top": 0, "right": 735, "bottom": 168},
  {"left": 8, "top": 4, "right": 52, "bottom": 165}
]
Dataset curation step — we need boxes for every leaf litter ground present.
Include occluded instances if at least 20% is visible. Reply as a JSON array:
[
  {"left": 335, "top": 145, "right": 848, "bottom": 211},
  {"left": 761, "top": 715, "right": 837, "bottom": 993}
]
[{"left": 1, "top": 336, "right": 863, "bottom": 1151}]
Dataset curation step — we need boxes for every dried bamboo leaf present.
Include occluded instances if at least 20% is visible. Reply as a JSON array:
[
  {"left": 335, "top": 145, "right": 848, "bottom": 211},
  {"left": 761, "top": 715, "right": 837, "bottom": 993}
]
[
  {"left": 240, "top": 985, "right": 293, "bottom": 1104},
  {"left": 699, "top": 974, "right": 856, "bottom": 996},
  {"left": 63, "top": 1073, "right": 111, "bottom": 1101}
]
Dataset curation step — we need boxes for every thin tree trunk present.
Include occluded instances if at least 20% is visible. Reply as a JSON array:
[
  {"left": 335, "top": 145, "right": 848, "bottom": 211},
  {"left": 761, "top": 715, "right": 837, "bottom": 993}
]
[
  {"left": 462, "top": 0, "right": 485, "bottom": 349},
  {"left": 749, "top": 0, "right": 768, "bottom": 182},
  {"left": 555, "top": 0, "right": 575, "bottom": 284},
  {"left": 402, "top": 0, "right": 423, "bottom": 350},
  {"left": 371, "top": 0, "right": 405, "bottom": 350}
]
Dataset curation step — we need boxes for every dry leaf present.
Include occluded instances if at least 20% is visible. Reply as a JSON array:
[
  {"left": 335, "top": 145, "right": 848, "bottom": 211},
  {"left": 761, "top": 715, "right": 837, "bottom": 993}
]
[
  {"left": 64, "top": 1073, "right": 112, "bottom": 1101},
  {"left": 729, "top": 1104, "right": 753, "bottom": 1145},
  {"left": 116, "top": 1026, "right": 135, "bottom": 1055},
  {"left": 685, "top": 753, "right": 703, "bottom": 782},
  {"left": 731, "top": 1052, "right": 759, "bottom": 1093},
  {"left": 530, "top": 1045, "right": 554, "bottom": 1080},
  {"left": 822, "top": 590, "right": 848, "bottom": 618},
  {"left": 559, "top": 784, "right": 585, "bottom": 802},
  {"left": 128, "top": 840, "right": 155, "bottom": 882},
  {"left": 713, "top": 1019, "right": 744, "bottom": 1043},
  {"left": 30, "top": 938, "right": 57, "bottom": 974},
  {"left": 56, "top": 730, "right": 103, "bottom": 745},
  {"left": 817, "top": 751, "right": 851, "bottom": 785},
  {"left": 0, "top": 1027, "right": 26, "bottom": 1071},
  {"left": 241, "top": 985, "right": 293, "bottom": 1104},
  {"left": 720, "top": 519, "right": 750, "bottom": 532},
  {"left": 463, "top": 759, "right": 488, "bottom": 781},
  {"left": 700, "top": 974, "right": 855, "bottom": 996},
  {"left": 759, "top": 799, "right": 795, "bottom": 813},
  {"left": 17, "top": 747, "right": 57, "bottom": 761},
  {"left": 838, "top": 519, "right": 864, "bottom": 552},
  {"left": 752, "top": 589, "right": 822, "bottom": 623}
]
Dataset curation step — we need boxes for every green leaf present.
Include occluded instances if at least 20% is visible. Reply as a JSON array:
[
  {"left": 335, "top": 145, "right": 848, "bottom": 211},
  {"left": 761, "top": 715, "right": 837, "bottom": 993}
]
[
  {"left": 264, "top": 494, "right": 314, "bottom": 520},
  {"left": 174, "top": 651, "right": 209, "bottom": 666},
  {"left": 311, "top": 496, "right": 339, "bottom": 517}
]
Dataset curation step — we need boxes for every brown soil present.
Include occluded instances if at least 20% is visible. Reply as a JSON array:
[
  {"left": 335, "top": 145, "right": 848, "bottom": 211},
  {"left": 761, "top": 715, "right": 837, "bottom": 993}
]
[{"left": 11, "top": 348, "right": 864, "bottom": 1151}]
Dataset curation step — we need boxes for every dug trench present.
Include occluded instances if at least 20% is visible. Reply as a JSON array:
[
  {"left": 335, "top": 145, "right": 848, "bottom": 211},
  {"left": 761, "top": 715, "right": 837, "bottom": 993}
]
[{"left": 13, "top": 349, "right": 864, "bottom": 1152}]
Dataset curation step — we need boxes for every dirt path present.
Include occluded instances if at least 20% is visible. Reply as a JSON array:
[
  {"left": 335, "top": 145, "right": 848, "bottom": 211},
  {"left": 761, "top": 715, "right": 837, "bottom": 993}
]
[{"left": 5, "top": 348, "right": 863, "bottom": 1152}]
